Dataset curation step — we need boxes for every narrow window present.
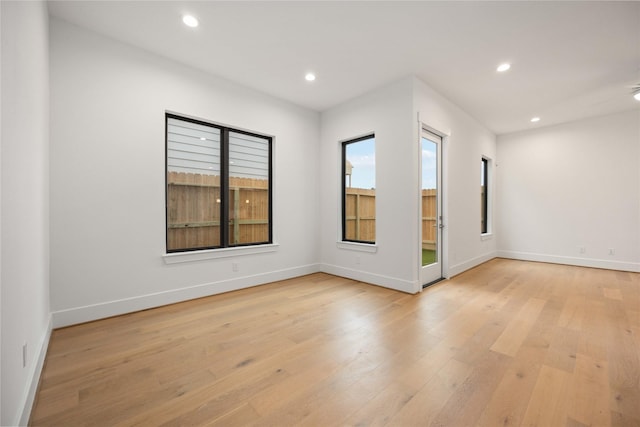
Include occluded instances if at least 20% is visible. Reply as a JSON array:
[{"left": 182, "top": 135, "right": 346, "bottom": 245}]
[
  {"left": 342, "top": 135, "right": 375, "bottom": 243},
  {"left": 481, "top": 157, "right": 489, "bottom": 234},
  {"left": 228, "top": 131, "right": 271, "bottom": 246},
  {"left": 166, "top": 114, "right": 272, "bottom": 252}
]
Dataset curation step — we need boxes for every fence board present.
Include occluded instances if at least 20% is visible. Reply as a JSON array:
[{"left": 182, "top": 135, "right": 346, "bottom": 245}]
[
  {"left": 422, "top": 189, "right": 437, "bottom": 249},
  {"left": 345, "top": 188, "right": 376, "bottom": 242},
  {"left": 167, "top": 172, "right": 269, "bottom": 250},
  {"left": 167, "top": 173, "right": 437, "bottom": 251},
  {"left": 343, "top": 187, "right": 437, "bottom": 245}
]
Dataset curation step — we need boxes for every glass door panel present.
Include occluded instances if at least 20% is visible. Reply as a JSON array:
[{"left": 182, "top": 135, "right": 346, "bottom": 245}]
[
  {"left": 420, "top": 129, "right": 443, "bottom": 285},
  {"left": 422, "top": 137, "right": 438, "bottom": 266}
]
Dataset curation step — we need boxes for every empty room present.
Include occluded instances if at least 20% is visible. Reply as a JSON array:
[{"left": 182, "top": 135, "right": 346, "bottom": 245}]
[{"left": 1, "top": 1, "right": 639, "bottom": 426}]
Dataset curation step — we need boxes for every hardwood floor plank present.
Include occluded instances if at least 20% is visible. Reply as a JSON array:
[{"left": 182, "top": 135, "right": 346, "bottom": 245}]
[
  {"left": 610, "top": 410, "right": 640, "bottom": 427},
  {"left": 386, "top": 357, "right": 473, "bottom": 426},
  {"left": 490, "top": 297, "right": 547, "bottom": 357},
  {"left": 521, "top": 365, "right": 572, "bottom": 426},
  {"left": 567, "top": 353, "right": 611, "bottom": 426},
  {"left": 476, "top": 348, "right": 543, "bottom": 427},
  {"left": 603, "top": 287, "right": 623, "bottom": 301},
  {"left": 431, "top": 349, "right": 511, "bottom": 426},
  {"left": 544, "top": 326, "right": 580, "bottom": 373},
  {"left": 205, "top": 402, "right": 260, "bottom": 427},
  {"left": 29, "top": 261, "right": 640, "bottom": 427},
  {"left": 341, "top": 381, "right": 414, "bottom": 427},
  {"left": 558, "top": 295, "right": 586, "bottom": 331}
]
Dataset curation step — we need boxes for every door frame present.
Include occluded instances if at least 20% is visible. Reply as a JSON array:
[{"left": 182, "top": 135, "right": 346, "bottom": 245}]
[{"left": 418, "top": 121, "right": 448, "bottom": 289}]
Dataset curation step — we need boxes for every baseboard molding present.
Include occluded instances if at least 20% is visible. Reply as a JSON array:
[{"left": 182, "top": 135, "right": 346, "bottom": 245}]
[
  {"left": 52, "top": 264, "right": 321, "bottom": 328},
  {"left": 19, "top": 316, "right": 52, "bottom": 426},
  {"left": 497, "top": 250, "right": 640, "bottom": 273},
  {"left": 53, "top": 249, "right": 637, "bottom": 329},
  {"left": 320, "top": 263, "right": 419, "bottom": 294},
  {"left": 448, "top": 251, "right": 498, "bottom": 278}
]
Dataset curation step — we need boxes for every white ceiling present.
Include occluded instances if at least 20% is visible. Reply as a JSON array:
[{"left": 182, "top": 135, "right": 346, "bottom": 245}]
[{"left": 48, "top": 1, "right": 640, "bottom": 135}]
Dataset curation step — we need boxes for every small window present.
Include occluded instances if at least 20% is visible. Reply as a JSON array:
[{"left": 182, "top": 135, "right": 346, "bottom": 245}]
[
  {"left": 342, "top": 135, "right": 376, "bottom": 243},
  {"left": 481, "top": 157, "right": 489, "bottom": 234},
  {"left": 166, "top": 114, "right": 272, "bottom": 252}
]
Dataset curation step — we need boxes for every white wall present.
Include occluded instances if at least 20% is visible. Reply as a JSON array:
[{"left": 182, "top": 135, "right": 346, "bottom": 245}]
[
  {"left": 6, "top": 6, "right": 635, "bottom": 425},
  {"left": 319, "top": 78, "right": 417, "bottom": 292},
  {"left": 50, "top": 18, "right": 320, "bottom": 327},
  {"left": 318, "top": 77, "right": 497, "bottom": 293},
  {"left": 413, "top": 78, "right": 498, "bottom": 277},
  {"left": 497, "top": 110, "right": 640, "bottom": 272},
  {"left": 1, "top": 2, "right": 51, "bottom": 425}
]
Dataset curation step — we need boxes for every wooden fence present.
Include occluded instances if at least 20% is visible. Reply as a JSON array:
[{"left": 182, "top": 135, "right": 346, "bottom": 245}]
[
  {"left": 345, "top": 188, "right": 376, "bottom": 241},
  {"left": 345, "top": 187, "right": 437, "bottom": 247},
  {"left": 167, "top": 173, "right": 438, "bottom": 250},
  {"left": 421, "top": 189, "right": 437, "bottom": 250},
  {"left": 167, "top": 172, "right": 269, "bottom": 251}
]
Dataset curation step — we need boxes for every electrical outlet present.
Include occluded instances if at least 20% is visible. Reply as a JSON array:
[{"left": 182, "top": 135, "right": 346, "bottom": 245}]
[
  {"left": 22, "top": 343, "right": 27, "bottom": 368},
  {"left": 578, "top": 246, "right": 585, "bottom": 254},
  {"left": 608, "top": 248, "right": 615, "bottom": 256},
  {"left": 356, "top": 256, "right": 361, "bottom": 265},
  {"left": 232, "top": 262, "right": 239, "bottom": 272}
]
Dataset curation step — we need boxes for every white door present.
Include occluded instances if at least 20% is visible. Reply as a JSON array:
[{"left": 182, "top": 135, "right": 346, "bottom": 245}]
[{"left": 420, "top": 129, "right": 443, "bottom": 286}]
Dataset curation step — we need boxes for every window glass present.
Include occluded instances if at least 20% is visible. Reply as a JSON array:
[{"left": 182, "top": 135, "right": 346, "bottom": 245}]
[
  {"left": 343, "top": 135, "right": 376, "bottom": 243},
  {"left": 481, "top": 157, "right": 489, "bottom": 234},
  {"left": 166, "top": 115, "right": 271, "bottom": 252},
  {"left": 167, "top": 118, "right": 222, "bottom": 251},
  {"left": 228, "top": 131, "right": 271, "bottom": 245}
]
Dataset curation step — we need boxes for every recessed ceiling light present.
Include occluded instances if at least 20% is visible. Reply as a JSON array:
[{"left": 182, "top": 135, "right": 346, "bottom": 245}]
[
  {"left": 634, "top": 91, "right": 640, "bottom": 101},
  {"left": 531, "top": 117, "right": 540, "bottom": 123},
  {"left": 305, "top": 73, "right": 316, "bottom": 82},
  {"left": 182, "top": 15, "right": 199, "bottom": 28},
  {"left": 497, "top": 63, "right": 511, "bottom": 72}
]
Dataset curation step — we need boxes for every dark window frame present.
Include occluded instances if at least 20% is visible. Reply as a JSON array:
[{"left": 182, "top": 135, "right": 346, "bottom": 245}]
[
  {"left": 341, "top": 134, "right": 376, "bottom": 244},
  {"left": 481, "top": 157, "right": 489, "bottom": 234},
  {"left": 165, "top": 113, "right": 273, "bottom": 253}
]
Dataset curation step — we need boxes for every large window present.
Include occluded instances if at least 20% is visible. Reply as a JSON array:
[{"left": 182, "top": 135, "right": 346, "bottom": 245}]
[
  {"left": 166, "top": 114, "right": 272, "bottom": 252},
  {"left": 481, "top": 156, "right": 489, "bottom": 234},
  {"left": 342, "top": 135, "right": 376, "bottom": 243}
]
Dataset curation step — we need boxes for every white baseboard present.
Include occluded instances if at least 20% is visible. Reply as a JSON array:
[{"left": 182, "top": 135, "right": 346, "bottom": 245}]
[
  {"left": 320, "top": 263, "right": 419, "bottom": 294},
  {"left": 19, "top": 316, "right": 52, "bottom": 426},
  {"left": 56, "top": 248, "right": 635, "bottom": 330},
  {"left": 497, "top": 250, "right": 640, "bottom": 273},
  {"left": 52, "top": 264, "right": 321, "bottom": 328},
  {"left": 448, "top": 251, "right": 498, "bottom": 277}
]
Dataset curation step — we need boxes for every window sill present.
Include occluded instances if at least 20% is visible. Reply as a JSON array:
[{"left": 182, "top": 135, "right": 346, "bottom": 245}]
[
  {"left": 163, "top": 243, "right": 279, "bottom": 264},
  {"left": 481, "top": 233, "right": 493, "bottom": 241},
  {"left": 336, "top": 241, "right": 378, "bottom": 253}
]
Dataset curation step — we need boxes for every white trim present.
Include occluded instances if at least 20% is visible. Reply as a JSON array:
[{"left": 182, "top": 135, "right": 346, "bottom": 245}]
[
  {"left": 163, "top": 243, "right": 279, "bottom": 264},
  {"left": 481, "top": 233, "right": 493, "bottom": 241},
  {"left": 19, "top": 316, "right": 52, "bottom": 426},
  {"left": 497, "top": 250, "right": 640, "bottom": 273},
  {"left": 420, "top": 122, "right": 450, "bottom": 138},
  {"left": 321, "top": 263, "right": 419, "bottom": 294},
  {"left": 338, "top": 132, "right": 377, "bottom": 244},
  {"left": 418, "top": 122, "right": 448, "bottom": 285},
  {"left": 52, "top": 263, "right": 320, "bottom": 328},
  {"left": 336, "top": 241, "right": 378, "bottom": 253},
  {"left": 448, "top": 251, "right": 497, "bottom": 277}
]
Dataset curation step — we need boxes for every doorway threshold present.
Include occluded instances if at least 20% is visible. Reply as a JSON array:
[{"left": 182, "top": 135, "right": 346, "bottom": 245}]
[{"left": 423, "top": 277, "right": 446, "bottom": 289}]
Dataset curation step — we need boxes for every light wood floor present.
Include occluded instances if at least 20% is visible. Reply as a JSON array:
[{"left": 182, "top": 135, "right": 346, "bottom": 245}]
[{"left": 31, "top": 259, "right": 640, "bottom": 426}]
